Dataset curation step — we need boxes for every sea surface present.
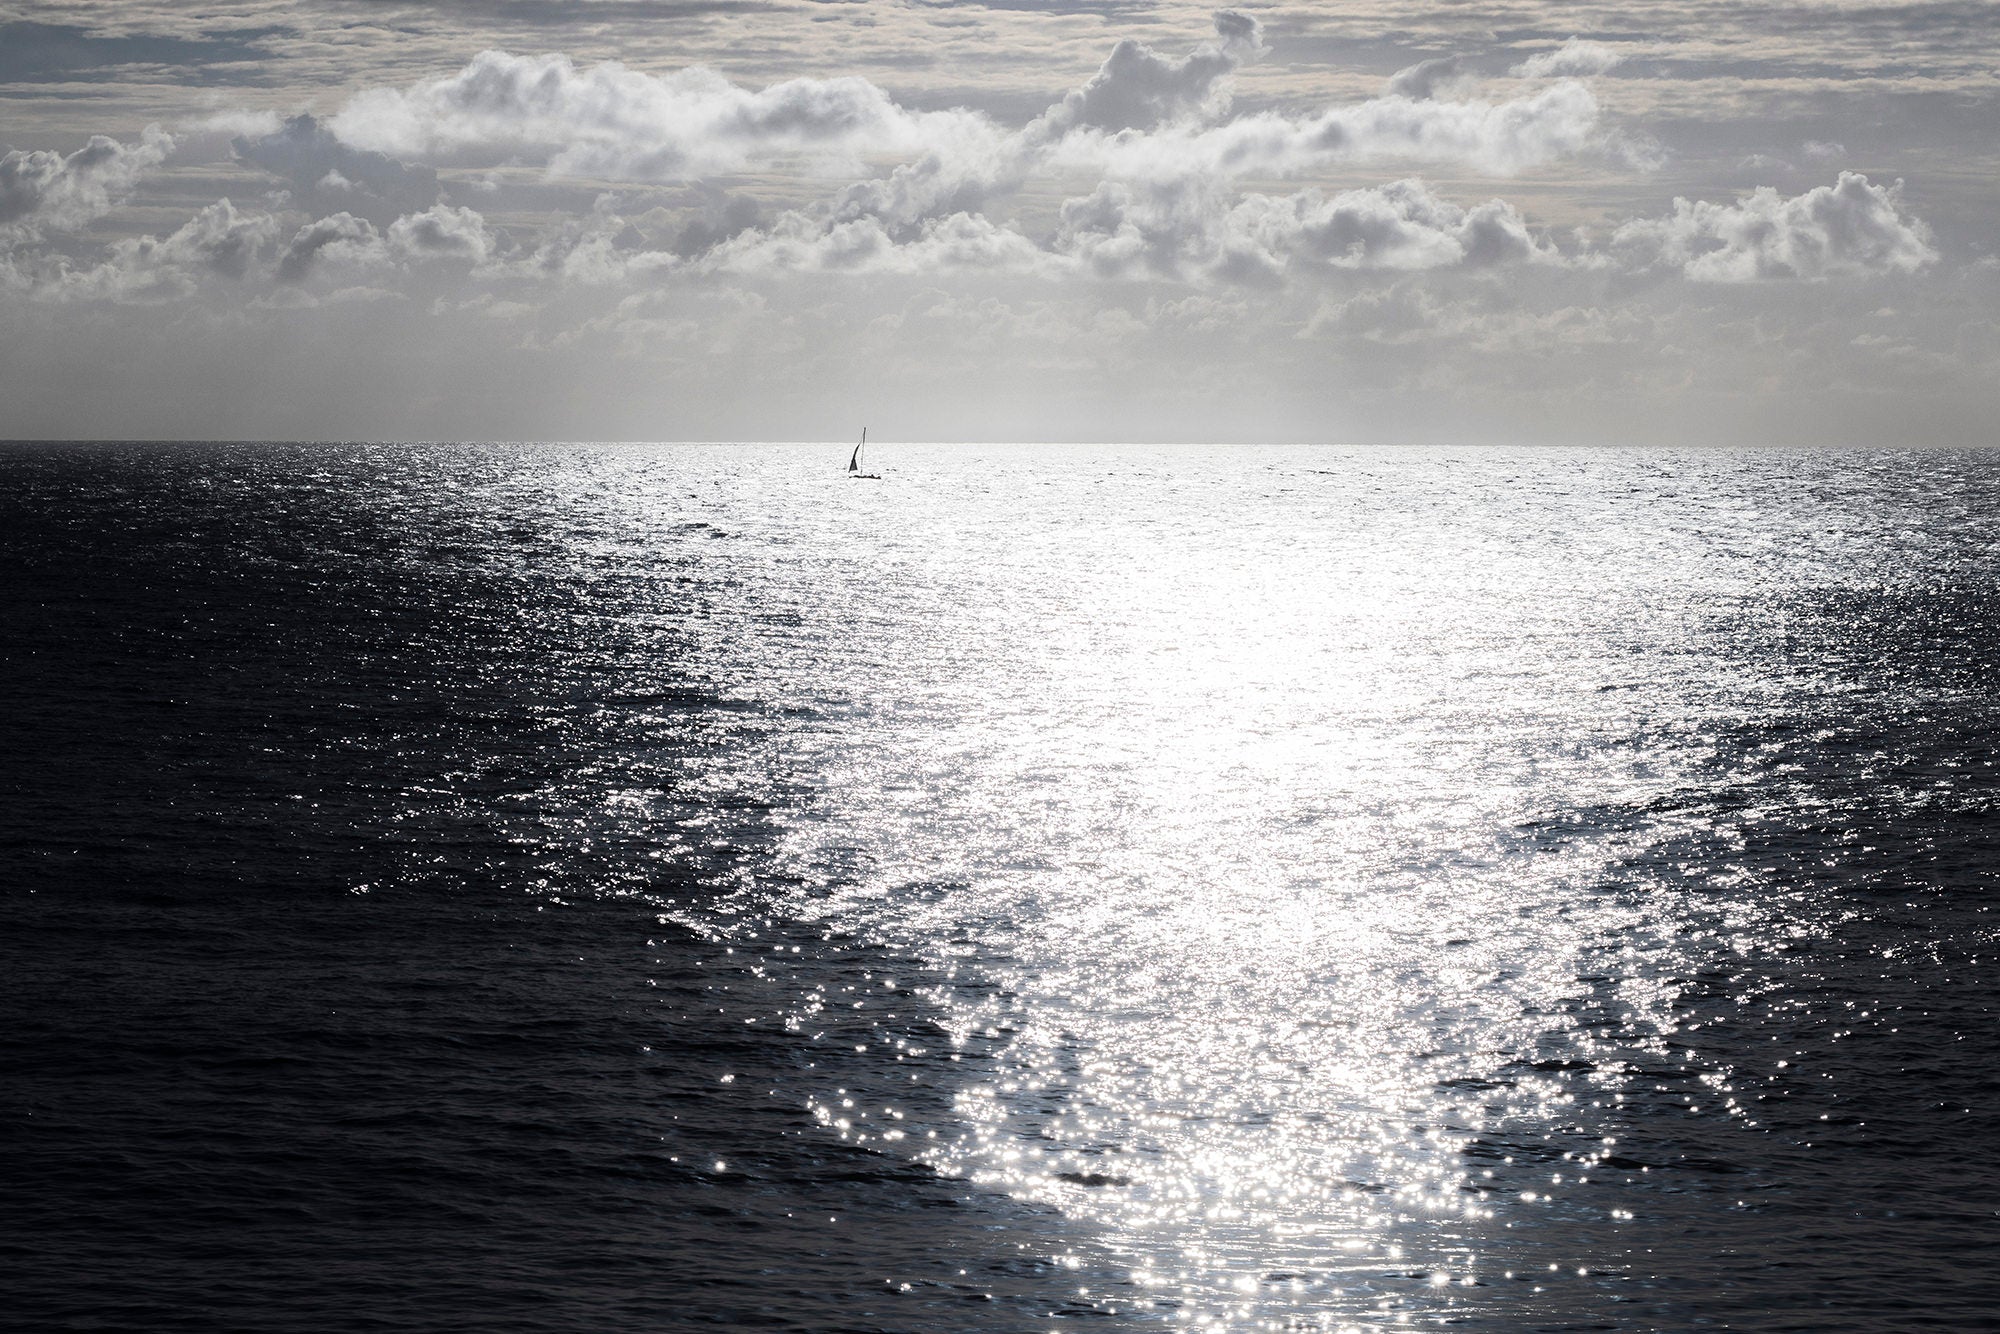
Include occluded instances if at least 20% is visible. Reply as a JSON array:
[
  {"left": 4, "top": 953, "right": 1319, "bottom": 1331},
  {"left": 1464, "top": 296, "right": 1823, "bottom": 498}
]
[{"left": 3, "top": 442, "right": 1998, "bottom": 1333}]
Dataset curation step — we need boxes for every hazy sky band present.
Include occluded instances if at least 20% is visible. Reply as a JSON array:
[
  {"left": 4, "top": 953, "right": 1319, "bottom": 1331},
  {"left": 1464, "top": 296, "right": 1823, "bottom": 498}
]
[{"left": 0, "top": 1, "right": 1994, "bottom": 442}]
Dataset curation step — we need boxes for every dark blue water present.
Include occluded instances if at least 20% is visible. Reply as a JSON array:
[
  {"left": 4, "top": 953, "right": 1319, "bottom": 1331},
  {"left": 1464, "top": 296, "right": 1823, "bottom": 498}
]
[{"left": 3, "top": 443, "right": 1997, "bottom": 1332}]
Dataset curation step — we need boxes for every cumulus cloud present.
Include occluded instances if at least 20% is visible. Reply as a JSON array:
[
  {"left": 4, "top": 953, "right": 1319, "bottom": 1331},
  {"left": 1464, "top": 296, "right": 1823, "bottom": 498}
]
[
  {"left": 511, "top": 214, "right": 676, "bottom": 287},
  {"left": 25, "top": 199, "right": 489, "bottom": 300},
  {"left": 670, "top": 192, "right": 763, "bottom": 258},
  {"left": 387, "top": 203, "right": 493, "bottom": 264},
  {"left": 115, "top": 8, "right": 1612, "bottom": 307},
  {"left": 1298, "top": 79, "right": 1602, "bottom": 174},
  {"left": 1613, "top": 173, "right": 1936, "bottom": 281},
  {"left": 1510, "top": 38, "right": 1627, "bottom": 79},
  {"left": 1062, "top": 78, "right": 1604, "bottom": 182},
  {"left": 1053, "top": 177, "right": 1240, "bottom": 282},
  {"left": 329, "top": 50, "right": 982, "bottom": 182},
  {"left": 613, "top": 9, "right": 1601, "bottom": 289},
  {"left": 42, "top": 199, "right": 282, "bottom": 302},
  {"left": 234, "top": 114, "right": 439, "bottom": 224},
  {"left": 1249, "top": 183, "right": 1553, "bottom": 270},
  {"left": 1386, "top": 56, "right": 1470, "bottom": 101},
  {"left": 823, "top": 111, "right": 1025, "bottom": 235},
  {"left": 1032, "top": 10, "right": 1263, "bottom": 135},
  {"left": 1055, "top": 177, "right": 1556, "bottom": 285},
  {"left": 0, "top": 4, "right": 1988, "bottom": 447},
  {"left": 278, "top": 211, "right": 382, "bottom": 282},
  {"left": 707, "top": 208, "right": 1051, "bottom": 278},
  {"left": 0, "top": 127, "right": 172, "bottom": 239},
  {"left": 277, "top": 203, "right": 499, "bottom": 282},
  {"left": 0, "top": 16, "right": 1941, "bottom": 314},
  {"left": 313, "top": 10, "right": 1603, "bottom": 222},
  {"left": 681, "top": 14, "right": 1270, "bottom": 260}
]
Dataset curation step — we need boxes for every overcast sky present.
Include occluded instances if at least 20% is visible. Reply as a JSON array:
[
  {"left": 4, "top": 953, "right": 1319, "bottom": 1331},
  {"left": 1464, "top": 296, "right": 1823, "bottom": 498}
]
[{"left": 1, "top": 0, "right": 1995, "bottom": 443}]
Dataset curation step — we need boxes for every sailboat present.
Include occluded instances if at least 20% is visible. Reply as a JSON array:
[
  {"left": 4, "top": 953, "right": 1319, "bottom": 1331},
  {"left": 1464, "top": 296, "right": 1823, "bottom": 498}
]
[{"left": 847, "top": 427, "right": 881, "bottom": 479}]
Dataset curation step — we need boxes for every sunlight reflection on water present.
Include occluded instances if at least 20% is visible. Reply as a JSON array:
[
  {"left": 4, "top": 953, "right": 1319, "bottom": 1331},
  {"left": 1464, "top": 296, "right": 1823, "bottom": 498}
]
[
  {"left": 9, "top": 441, "right": 1998, "bottom": 1333},
  {"left": 493, "top": 443, "right": 1998, "bottom": 1329},
  {"left": 744, "top": 450, "right": 1696, "bottom": 1325}
]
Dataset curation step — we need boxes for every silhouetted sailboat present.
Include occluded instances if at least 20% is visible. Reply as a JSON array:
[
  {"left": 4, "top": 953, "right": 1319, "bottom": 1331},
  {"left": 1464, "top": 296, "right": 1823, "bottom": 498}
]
[{"left": 847, "top": 427, "right": 881, "bottom": 479}]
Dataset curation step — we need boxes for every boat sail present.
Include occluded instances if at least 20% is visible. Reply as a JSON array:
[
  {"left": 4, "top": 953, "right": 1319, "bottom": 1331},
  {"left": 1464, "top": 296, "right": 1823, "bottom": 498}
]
[{"left": 847, "top": 427, "right": 880, "bottom": 479}]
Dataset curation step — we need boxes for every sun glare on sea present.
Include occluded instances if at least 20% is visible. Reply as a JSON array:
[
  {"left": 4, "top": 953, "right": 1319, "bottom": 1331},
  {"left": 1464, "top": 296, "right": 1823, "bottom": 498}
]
[{"left": 703, "top": 446, "right": 1715, "bottom": 1327}]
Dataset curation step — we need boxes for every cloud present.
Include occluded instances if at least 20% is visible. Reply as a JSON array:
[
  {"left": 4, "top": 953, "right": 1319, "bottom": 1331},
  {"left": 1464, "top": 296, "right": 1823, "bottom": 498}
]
[
  {"left": 314, "top": 10, "right": 1603, "bottom": 215},
  {"left": 1613, "top": 173, "right": 1937, "bottom": 281},
  {"left": 278, "top": 203, "right": 499, "bottom": 281},
  {"left": 1053, "top": 177, "right": 1236, "bottom": 282},
  {"left": 1510, "top": 38, "right": 1627, "bottom": 79},
  {"left": 278, "top": 211, "right": 384, "bottom": 282},
  {"left": 824, "top": 110, "right": 1025, "bottom": 234},
  {"left": 670, "top": 191, "right": 763, "bottom": 257},
  {"left": 0, "top": 3, "right": 1993, "bottom": 448},
  {"left": 507, "top": 207, "right": 677, "bottom": 286},
  {"left": 7, "top": 195, "right": 500, "bottom": 302},
  {"left": 1062, "top": 78, "right": 1604, "bottom": 181},
  {"left": 1259, "top": 183, "right": 1553, "bottom": 270},
  {"left": 612, "top": 10, "right": 1603, "bottom": 291},
  {"left": 45, "top": 198, "right": 283, "bottom": 302},
  {"left": 387, "top": 203, "right": 494, "bottom": 264},
  {"left": 689, "top": 14, "right": 1270, "bottom": 259},
  {"left": 1386, "top": 56, "right": 1469, "bottom": 101},
  {"left": 329, "top": 49, "right": 983, "bottom": 182},
  {"left": 1311, "top": 80, "right": 1602, "bottom": 173},
  {"left": 1031, "top": 10, "right": 1263, "bottom": 135},
  {"left": 707, "top": 208, "right": 1051, "bottom": 277},
  {"left": 15, "top": 165, "right": 1935, "bottom": 308},
  {"left": 0, "top": 127, "right": 172, "bottom": 239},
  {"left": 234, "top": 114, "right": 440, "bottom": 224},
  {"left": 0, "top": 18, "right": 1933, "bottom": 311},
  {"left": 1055, "top": 177, "right": 1556, "bottom": 285}
]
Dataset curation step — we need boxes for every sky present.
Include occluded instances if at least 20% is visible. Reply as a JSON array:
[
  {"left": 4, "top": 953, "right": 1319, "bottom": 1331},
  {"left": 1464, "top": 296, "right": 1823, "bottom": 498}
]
[{"left": 0, "top": 0, "right": 1996, "bottom": 444}]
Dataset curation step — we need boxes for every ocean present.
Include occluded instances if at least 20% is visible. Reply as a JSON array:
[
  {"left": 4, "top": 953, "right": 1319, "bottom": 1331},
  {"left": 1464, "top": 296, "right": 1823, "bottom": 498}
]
[{"left": 3, "top": 442, "right": 1996, "bottom": 1332}]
